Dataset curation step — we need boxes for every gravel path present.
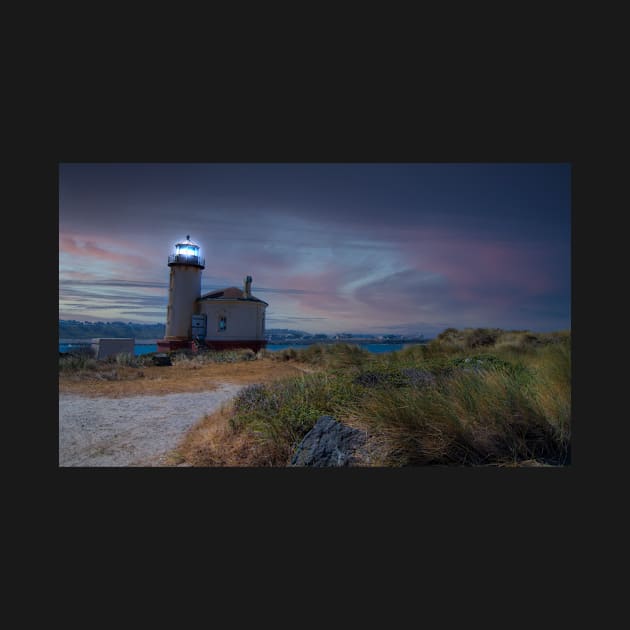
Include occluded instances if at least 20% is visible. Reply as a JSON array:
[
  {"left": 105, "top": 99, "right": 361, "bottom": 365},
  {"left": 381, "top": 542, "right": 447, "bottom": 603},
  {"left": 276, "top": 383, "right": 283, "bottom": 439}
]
[{"left": 59, "top": 384, "right": 244, "bottom": 467}]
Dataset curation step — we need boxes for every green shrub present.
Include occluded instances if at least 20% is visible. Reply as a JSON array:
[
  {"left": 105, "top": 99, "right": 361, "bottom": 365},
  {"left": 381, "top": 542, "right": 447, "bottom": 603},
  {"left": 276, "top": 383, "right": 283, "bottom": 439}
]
[
  {"left": 275, "top": 348, "right": 298, "bottom": 361},
  {"left": 229, "top": 373, "right": 363, "bottom": 465},
  {"left": 465, "top": 328, "right": 501, "bottom": 348},
  {"left": 436, "top": 327, "right": 460, "bottom": 342},
  {"left": 59, "top": 354, "right": 98, "bottom": 372},
  {"left": 171, "top": 348, "right": 258, "bottom": 366},
  {"left": 266, "top": 343, "right": 371, "bottom": 369},
  {"left": 114, "top": 352, "right": 139, "bottom": 367}
]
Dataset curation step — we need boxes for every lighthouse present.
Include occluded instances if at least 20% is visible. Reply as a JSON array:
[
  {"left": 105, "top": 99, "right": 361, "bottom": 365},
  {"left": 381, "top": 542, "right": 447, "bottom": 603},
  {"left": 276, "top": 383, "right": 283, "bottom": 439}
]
[
  {"left": 157, "top": 235, "right": 268, "bottom": 353},
  {"left": 164, "top": 235, "right": 204, "bottom": 342}
]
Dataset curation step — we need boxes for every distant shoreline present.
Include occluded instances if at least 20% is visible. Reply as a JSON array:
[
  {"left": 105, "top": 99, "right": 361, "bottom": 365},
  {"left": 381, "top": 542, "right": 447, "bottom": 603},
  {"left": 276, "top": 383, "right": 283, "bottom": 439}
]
[
  {"left": 59, "top": 338, "right": 429, "bottom": 346},
  {"left": 265, "top": 339, "right": 428, "bottom": 346}
]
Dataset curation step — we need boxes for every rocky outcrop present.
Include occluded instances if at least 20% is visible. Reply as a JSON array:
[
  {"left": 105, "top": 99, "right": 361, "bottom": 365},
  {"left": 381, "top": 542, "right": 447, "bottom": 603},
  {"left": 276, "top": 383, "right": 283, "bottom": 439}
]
[{"left": 290, "top": 415, "right": 367, "bottom": 467}]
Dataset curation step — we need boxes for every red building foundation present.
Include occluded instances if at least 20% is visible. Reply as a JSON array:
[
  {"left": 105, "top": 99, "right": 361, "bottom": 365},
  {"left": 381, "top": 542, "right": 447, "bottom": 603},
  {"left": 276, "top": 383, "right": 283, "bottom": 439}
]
[{"left": 156, "top": 339, "right": 267, "bottom": 353}]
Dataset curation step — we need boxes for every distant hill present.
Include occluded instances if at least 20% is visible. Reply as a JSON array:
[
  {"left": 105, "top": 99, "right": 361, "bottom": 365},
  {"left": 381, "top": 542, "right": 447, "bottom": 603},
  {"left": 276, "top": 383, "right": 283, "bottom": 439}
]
[{"left": 59, "top": 320, "right": 165, "bottom": 340}]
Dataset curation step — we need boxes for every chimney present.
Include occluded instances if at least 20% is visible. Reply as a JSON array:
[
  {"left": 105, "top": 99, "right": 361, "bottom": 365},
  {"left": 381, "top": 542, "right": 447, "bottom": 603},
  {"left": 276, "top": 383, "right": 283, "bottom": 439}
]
[{"left": 244, "top": 275, "right": 252, "bottom": 298}]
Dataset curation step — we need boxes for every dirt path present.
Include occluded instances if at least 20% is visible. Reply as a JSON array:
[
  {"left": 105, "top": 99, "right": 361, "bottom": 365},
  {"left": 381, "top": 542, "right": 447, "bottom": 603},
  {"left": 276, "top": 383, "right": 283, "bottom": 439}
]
[{"left": 59, "top": 384, "right": 244, "bottom": 467}]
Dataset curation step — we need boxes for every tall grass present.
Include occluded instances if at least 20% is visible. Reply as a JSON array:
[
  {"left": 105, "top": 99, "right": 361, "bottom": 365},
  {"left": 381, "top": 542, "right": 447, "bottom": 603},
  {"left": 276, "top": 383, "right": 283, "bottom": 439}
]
[
  {"left": 171, "top": 348, "right": 257, "bottom": 367},
  {"left": 219, "top": 328, "right": 571, "bottom": 466},
  {"left": 113, "top": 352, "right": 141, "bottom": 367},
  {"left": 228, "top": 372, "right": 364, "bottom": 465},
  {"left": 267, "top": 343, "right": 371, "bottom": 370},
  {"left": 60, "top": 347, "right": 258, "bottom": 376},
  {"left": 59, "top": 354, "right": 99, "bottom": 372},
  {"left": 344, "top": 340, "right": 571, "bottom": 466}
]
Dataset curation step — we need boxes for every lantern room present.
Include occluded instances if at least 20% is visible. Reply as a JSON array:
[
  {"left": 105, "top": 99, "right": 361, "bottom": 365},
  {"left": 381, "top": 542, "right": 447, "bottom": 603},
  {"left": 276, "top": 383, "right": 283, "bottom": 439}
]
[{"left": 168, "top": 235, "right": 205, "bottom": 269}]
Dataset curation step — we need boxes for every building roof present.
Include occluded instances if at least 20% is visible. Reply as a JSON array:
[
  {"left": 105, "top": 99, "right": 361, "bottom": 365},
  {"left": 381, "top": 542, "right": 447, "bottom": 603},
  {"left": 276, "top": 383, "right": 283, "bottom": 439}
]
[
  {"left": 197, "top": 286, "right": 268, "bottom": 305},
  {"left": 176, "top": 235, "right": 199, "bottom": 248}
]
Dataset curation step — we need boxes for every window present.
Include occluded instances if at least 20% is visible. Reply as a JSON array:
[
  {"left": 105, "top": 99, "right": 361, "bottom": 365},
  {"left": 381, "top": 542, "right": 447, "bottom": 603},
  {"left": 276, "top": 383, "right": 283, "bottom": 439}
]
[{"left": 218, "top": 316, "right": 227, "bottom": 332}]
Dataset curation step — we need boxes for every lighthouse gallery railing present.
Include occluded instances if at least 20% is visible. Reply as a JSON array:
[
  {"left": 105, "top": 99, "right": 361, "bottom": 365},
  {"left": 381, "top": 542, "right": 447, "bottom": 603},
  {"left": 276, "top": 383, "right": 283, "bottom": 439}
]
[{"left": 168, "top": 254, "right": 205, "bottom": 266}]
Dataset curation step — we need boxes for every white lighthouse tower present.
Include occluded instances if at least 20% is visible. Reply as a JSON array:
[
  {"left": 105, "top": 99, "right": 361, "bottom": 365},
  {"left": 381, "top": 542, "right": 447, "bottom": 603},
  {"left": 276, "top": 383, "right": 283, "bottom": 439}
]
[{"left": 164, "top": 235, "right": 204, "bottom": 342}]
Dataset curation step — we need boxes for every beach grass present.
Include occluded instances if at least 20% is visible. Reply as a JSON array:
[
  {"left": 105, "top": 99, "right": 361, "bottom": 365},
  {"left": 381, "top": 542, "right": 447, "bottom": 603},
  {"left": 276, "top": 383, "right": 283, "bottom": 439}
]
[{"left": 191, "top": 328, "right": 571, "bottom": 467}]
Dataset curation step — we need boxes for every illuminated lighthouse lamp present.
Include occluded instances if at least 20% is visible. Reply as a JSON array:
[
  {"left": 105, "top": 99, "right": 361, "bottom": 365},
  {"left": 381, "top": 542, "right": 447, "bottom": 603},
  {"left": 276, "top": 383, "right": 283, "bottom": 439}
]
[{"left": 168, "top": 235, "right": 205, "bottom": 266}]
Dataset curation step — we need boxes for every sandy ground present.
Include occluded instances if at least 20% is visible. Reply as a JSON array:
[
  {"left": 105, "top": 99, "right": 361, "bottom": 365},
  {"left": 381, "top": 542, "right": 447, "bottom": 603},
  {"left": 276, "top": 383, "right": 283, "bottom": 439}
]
[
  {"left": 58, "top": 359, "right": 315, "bottom": 467},
  {"left": 58, "top": 384, "right": 244, "bottom": 467}
]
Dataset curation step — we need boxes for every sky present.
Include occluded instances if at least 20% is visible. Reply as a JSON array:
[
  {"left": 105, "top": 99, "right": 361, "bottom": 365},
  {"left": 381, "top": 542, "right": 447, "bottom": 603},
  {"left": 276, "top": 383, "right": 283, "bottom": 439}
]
[{"left": 58, "top": 163, "right": 571, "bottom": 336}]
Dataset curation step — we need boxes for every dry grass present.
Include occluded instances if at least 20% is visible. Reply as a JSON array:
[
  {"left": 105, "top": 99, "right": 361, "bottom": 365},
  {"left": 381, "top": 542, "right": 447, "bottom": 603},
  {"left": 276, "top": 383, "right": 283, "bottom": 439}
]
[
  {"left": 165, "top": 404, "right": 273, "bottom": 467},
  {"left": 168, "top": 370, "right": 363, "bottom": 467},
  {"left": 58, "top": 358, "right": 313, "bottom": 397}
]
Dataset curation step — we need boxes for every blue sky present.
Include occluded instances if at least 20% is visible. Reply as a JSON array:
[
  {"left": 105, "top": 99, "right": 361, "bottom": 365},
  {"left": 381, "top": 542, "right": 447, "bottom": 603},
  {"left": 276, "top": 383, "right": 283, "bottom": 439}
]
[{"left": 59, "top": 163, "right": 571, "bottom": 336}]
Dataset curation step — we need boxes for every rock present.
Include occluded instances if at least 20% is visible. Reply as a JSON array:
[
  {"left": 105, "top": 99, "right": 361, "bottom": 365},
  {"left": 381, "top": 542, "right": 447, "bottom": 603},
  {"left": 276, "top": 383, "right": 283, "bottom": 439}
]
[
  {"left": 152, "top": 353, "right": 172, "bottom": 366},
  {"left": 290, "top": 415, "right": 367, "bottom": 467}
]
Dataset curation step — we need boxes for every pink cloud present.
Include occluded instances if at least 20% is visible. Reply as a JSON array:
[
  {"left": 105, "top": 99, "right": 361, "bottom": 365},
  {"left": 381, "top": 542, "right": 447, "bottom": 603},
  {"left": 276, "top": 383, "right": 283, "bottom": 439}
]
[
  {"left": 59, "top": 233, "right": 153, "bottom": 269},
  {"left": 59, "top": 270, "right": 99, "bottom": 282},
  {"left": 394, "top": 228, "right": 557, "bottom": 299}
]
